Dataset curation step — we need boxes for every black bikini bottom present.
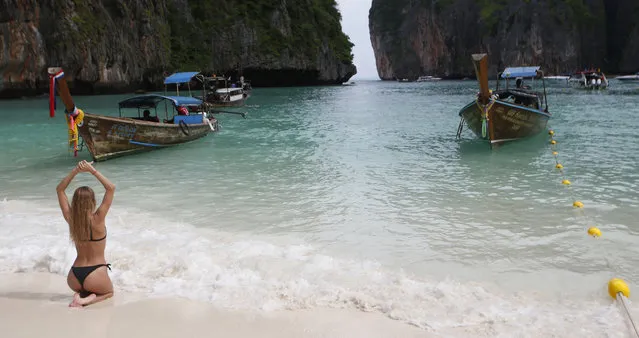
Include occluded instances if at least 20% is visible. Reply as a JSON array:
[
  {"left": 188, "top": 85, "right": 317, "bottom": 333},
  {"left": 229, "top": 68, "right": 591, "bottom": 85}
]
[{"left": 71, "top": 264, "right": 112, "bottom": 296}]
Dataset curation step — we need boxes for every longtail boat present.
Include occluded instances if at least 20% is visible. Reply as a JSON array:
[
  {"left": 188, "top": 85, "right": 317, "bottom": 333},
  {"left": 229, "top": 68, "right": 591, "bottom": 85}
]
[
  {"left": 163, "top": 72, "right": 251, "bottom": 107},
  {"left": 48, "top": 67, "right": 220, "bottom": 162},
  {"left": 456, "top": 54, "right": 551, "bottom": 145}
]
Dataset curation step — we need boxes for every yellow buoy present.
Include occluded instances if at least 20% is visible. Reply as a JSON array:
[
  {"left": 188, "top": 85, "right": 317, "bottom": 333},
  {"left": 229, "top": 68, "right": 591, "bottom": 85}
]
[
  {"left": 549, "top": 130, "right": 555, "bottom": 136},
  {"left": 556, "top": 164, "right": 564, "bottom": 169},
  {"left": 587, "top": 227, "right": 601, "bottom": 237},
  {"left": 552, "top": 151, "right": 558, "bottom": 156},
  {"left": 550, "top": 140, "right": 557, "bottom": 145},
  {"left": 608, "top": 278, "right": 630, "bottom": 299},
  {"left": 573, "top": 201, "right": 584, "bottom": 208},
  {"left": 562, "top": 179, "right": 571, "bottom": 185}
]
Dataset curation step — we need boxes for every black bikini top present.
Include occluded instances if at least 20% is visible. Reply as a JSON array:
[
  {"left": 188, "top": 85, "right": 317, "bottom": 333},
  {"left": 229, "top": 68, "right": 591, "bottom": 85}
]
[{"left": 88, "top": 227, "right": 106, "bottom": 242}]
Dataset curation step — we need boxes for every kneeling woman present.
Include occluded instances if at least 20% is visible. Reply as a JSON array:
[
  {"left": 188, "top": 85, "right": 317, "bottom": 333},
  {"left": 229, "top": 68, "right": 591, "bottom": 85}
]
[{"left": 56, "top": 160, "right": 116, "bottom": 307}]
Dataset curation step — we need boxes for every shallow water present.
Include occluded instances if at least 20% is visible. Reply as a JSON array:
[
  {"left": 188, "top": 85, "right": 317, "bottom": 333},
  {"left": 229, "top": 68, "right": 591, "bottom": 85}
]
[{"left": 1, "top": 79, "right": 639, "bottom": 336}]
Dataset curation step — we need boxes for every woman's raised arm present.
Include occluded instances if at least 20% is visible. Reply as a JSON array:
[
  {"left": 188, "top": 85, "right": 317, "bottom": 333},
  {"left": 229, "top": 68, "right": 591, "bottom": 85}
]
[{"left": 56, "top": 164, "right": 80, "bottom": 223}]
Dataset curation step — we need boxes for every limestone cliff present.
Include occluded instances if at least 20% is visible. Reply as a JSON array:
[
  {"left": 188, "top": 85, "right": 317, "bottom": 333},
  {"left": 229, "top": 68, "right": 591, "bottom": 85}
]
[
  {"left": 0, "top": 0, "right": 356, "bottom": 98},
  {"left": 369, "top": 0, "right": 639, "bottom": 80}
]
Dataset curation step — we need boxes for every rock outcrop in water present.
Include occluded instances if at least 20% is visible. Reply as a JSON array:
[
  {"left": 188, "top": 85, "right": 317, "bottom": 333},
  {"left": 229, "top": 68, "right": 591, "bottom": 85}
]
[
  {"left": 0, "top": 0, "right": 356, "bottom": 98},
  {"left": 369, "top": 0, "right": 639, "bottom": 80}
]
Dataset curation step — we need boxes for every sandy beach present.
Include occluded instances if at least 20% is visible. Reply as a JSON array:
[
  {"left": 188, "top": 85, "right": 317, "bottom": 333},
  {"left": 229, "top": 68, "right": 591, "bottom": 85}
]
[{"left": 0, "top": 272, "right": 433, "bottom": 338}]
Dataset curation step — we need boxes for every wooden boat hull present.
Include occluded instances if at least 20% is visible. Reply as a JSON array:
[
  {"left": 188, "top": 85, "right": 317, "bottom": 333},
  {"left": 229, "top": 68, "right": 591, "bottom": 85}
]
[
  {"left": 78, "top": 113, "right": 217, "bottom": 161},
  {"left": 459, "top": 100, "right": 550, "bottom": 144}
]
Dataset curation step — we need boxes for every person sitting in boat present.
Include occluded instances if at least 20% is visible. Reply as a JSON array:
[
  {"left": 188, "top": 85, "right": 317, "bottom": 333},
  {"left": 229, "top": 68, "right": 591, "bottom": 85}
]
[
  {"left": 142, "top": 110, "right": 159, "bottom": 122},
  {"left": 516, "top": 78, "right": 531, "bottom": 90}
]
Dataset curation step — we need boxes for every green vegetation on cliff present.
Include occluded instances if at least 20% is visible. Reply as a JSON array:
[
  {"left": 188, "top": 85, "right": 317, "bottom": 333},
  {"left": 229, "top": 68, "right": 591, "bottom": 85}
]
[
  {"left": 370, "top": 0, "right": 639, "bottom": 79},
  {"left": 168, "top": 0, "right": 353, "bottom": 71},
  {"left": 0, "top": 0, "right": 356, "bottom": 97},
  {"left": 288, "top": 0, "right": 354, "bottom": 62},
  {"left": 474, "top": 0, "right": 600, "bottom": 35},
  {"left": 68, "top": 0, "right": 108, "bottom": 43}
]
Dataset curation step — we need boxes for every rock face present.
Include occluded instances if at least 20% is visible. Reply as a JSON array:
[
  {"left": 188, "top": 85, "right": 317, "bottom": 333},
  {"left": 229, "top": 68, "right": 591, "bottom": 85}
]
[
  {"left": 0, "top": 0, "right": 356, "bottom": 98},
  {"left": 369, "top": 0, "right": 639, "bottom": 80}
]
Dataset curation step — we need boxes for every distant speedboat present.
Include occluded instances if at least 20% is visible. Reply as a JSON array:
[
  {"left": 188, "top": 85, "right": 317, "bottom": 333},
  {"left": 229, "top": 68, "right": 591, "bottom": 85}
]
[
  {"left": 416, "top": 75, "right": 442, "bottom": 82},
  {"left": 568, "top": 69, "right": 609, "bottom": 89},
  {"left": 342, "top": 81, "right": 356, "bottom": 86},
  {"left": 457, "top": 54, "right": 551, "bottom": 146},
  {"left": 616, "top": 72, "right": 639, "bottom": 82},
  {"left": 397, "top": 78, "right": 411, "bottom": 82}
]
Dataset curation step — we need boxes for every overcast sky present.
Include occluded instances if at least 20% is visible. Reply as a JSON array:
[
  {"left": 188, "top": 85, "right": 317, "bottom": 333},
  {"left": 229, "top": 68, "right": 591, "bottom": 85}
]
[{"left": 336, "top": 0, "right": 378, "bottom": 80}]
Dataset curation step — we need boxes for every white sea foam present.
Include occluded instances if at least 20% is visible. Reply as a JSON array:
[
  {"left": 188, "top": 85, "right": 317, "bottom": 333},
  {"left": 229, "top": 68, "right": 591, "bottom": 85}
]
[{"left": 0, "top": 198, "right": 635, "bottom": 337}]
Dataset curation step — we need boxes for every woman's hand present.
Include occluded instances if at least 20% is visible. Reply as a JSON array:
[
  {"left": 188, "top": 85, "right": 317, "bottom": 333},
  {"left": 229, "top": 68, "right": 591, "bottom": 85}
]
[{"left": 77, "top": 160, "right": 96, "bottom": 173}]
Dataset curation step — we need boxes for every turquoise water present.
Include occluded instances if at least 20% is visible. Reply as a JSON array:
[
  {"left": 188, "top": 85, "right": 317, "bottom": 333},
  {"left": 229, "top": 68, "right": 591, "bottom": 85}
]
[{"left": 1, "top": 80, "right": 639, "bottom": 335}]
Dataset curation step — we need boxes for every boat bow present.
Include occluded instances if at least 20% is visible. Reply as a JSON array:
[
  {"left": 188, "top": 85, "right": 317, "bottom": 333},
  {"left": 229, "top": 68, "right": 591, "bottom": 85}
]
[{"left": 48, "top": 67, "right": 85, "bottom": 157}]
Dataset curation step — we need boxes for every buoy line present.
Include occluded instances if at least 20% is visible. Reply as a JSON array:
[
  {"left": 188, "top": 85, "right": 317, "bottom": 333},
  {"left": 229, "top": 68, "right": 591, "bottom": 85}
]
[{"left": 548, "top": 128, "right": 638, "bottom": 337}]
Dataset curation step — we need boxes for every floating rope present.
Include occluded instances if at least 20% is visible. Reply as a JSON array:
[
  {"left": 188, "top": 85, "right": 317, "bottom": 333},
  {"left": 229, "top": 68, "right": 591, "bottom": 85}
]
[
  {"left": 547, "top": 130, "right": 598, "bottom": 236},
  {"left": 456, "top": 117, "right": 464, "bottom": 139},
  {"left": 548, "top": 128, "right": 638, "bottom": 337}
]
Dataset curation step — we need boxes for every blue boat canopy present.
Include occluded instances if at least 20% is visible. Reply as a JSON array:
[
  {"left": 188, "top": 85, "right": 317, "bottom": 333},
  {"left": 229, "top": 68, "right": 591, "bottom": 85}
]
[
  {"left": 501, "top": 66, "right": 541, "bottom": 78},
  {"left": 118, "top": 94, "right": 203, "bottom": 109},
  {"left": 163, "top": 71, "right": 200, "bottom": 85}
]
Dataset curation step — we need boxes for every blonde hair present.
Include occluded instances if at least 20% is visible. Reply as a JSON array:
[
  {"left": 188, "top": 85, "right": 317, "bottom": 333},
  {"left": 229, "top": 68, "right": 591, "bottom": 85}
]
[{"left": 69, "top": 186, "right": 96, "bottom": 243}]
